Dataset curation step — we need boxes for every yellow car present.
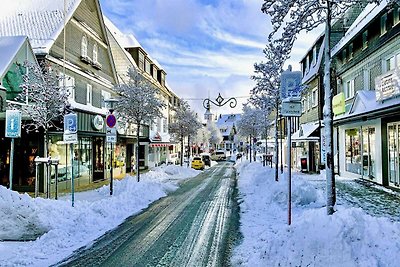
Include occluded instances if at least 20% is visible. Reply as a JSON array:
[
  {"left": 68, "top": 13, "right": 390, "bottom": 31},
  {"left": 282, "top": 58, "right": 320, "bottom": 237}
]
[{"left": 191, "top": 157, "right": 205, "bottom": 170}]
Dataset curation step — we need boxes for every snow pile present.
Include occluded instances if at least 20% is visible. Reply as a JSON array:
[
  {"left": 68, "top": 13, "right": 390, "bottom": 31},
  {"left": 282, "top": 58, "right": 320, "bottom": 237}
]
[
  {"left": 232, "top": 161, "right": 400, "bottom": 267},
  {"left": 0, "top": 165, "right": 199, "bottom": 267}
]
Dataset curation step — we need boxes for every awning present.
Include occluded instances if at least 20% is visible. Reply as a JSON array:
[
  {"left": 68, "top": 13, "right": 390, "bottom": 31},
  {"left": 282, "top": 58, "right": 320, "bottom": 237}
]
[
  {"left": 291, "top": 121, "right": 320, "bottom": 141},
  {"left": 149, "top": 143, "right": 172, "bottom": 147}
]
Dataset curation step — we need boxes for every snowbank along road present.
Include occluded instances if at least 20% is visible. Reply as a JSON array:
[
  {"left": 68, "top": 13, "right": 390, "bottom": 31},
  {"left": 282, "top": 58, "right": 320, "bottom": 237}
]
[{"left": 55, "top": 162, "right": 239, "bottom": 267}]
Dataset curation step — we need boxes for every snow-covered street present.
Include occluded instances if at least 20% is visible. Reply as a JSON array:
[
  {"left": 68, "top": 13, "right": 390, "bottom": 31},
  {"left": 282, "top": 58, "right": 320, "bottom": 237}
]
[
  {"left": 0, "top": 165, "right": 200, "bottom": 267},
  {"left": 2, "top": 160, "right": 400, "bottom": 267},
  {"left": 231, "top": 161, "right": 400, "bottom": 267}
]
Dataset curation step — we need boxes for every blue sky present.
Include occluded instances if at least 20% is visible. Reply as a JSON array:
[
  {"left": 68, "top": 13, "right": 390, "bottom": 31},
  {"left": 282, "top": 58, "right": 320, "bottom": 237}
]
[{"left": 99, "top": 0, "right": 317, "bottom": 116}]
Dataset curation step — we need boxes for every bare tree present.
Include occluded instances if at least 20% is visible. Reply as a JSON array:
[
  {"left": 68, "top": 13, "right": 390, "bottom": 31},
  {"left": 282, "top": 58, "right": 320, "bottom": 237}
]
[
  {"left": 9, "top": 61, "right": 69, "bottom": 159},
  {"left": 169, "top": 101, "right": 201, "bottom": 166},
  {"left": 115, "top": 68, "right": 166, "bottom": 182}
]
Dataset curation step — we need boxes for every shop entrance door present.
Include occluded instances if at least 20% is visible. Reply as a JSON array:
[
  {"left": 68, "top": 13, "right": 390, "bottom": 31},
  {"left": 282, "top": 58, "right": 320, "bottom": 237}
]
[
  {"left": 388, "top": 124, "right": 400, "bottom": 187},
  {"left": 93, "top": 137, "right": 105, "bottom": 181}
]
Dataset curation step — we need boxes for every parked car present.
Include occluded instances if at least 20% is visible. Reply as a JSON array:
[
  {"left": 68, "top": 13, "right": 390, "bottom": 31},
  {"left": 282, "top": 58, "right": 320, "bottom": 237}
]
[
  {"left": 200, "top": 153, "right": 211, "bottom": 167},
  {"left": 191, "top": 157, "right": 205, "bottom": 170},
  {"left": 212, "top": 150, "right": 226, "bottom": 161}
]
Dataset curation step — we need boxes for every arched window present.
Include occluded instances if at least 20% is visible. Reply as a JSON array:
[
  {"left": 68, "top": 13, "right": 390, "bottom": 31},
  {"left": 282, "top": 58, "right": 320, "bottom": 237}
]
[
  {"left": 93, "top": 43, "right": 98, "bottom": 63},
  {"left": 81, "top": 36, "right": 88, "bottom": 57}
]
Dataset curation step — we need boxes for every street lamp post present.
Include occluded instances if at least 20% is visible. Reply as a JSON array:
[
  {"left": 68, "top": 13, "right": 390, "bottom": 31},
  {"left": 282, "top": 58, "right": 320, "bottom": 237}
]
[{"left": 104, "top": 98, "right": 119, "bottom": 196}]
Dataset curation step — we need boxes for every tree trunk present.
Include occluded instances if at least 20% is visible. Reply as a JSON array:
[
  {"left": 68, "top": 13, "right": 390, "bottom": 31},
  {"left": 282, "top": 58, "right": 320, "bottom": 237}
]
[
  {"left": 180, "top": 135, "right": 184, "bottom": 166},
  {"left": 44, "top": 130, "right": 49, "bottom": 197},
  {"left": 249, "top": 135, "right": 252, "bottom": 163},
  {"left": 324, "top": 1, "right": 335, "bottom": 215},
  {"left": 275, "top": 104, "right": 279, "bottom": 181},
  {"left": 187, "top": 135, "right": 190, "bottom": 167},
  {"left": 136, "top": 124, "right": 140, "bottom": 182}
]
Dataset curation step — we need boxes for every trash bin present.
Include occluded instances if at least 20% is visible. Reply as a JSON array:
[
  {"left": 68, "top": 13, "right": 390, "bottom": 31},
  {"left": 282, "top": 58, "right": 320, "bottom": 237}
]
[{"left": 300, "top": 157, "right": 308, "bottom": 172}]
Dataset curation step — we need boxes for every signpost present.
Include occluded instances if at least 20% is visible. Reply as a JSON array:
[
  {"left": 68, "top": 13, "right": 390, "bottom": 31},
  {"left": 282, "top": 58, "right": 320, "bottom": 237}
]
[
  {"left": 106, "top": 115, "right": 117, "bottom": 196},
  {"left": 5, "top": 110, "right": 21, "bottom": 190},
  {"left": 281, "top": 72, "right": 302, "bottom": 224},
  {"left": 63, "top": 113, "right": 78, "bottom": 207}
]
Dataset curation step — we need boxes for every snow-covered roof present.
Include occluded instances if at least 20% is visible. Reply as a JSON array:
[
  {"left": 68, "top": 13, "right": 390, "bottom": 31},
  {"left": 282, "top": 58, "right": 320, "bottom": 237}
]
[
  {"left": 291, "top": 121, "right": 320, "bottom": 141},
  {"left": 0, "top": 36, "right": 27, "bottom": 78},
  {"left": 0, "top": 0, "right": 81, "bottom": 54},
  {"left": 103, "top": 16, "right": 141, "bottom": 49},
  {"left": 331, "top": 1, "right": 388, "bottom": 56},
  {"left": 216, "top": 114, "right": 241, "bottom": 137},
  {"left": 302, "top": 38, "right": 325, "bottom": 84},
  {"left": 334, "top": 90, "right": 400, "bottom": 122}
]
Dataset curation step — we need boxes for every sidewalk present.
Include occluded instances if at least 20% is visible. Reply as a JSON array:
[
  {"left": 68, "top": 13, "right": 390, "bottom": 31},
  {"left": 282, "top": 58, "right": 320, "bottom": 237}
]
[{"left": 335, "top": 178, "right": 400, "bottom": 221}]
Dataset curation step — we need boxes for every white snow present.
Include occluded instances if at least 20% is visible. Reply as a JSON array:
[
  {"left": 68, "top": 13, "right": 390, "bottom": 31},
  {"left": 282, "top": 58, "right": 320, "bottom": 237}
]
[
  {"left": 2, "top": 160, "right": 400, "bottom": 267},
  {"left": 0, "top": 165, "right": 199, "bottom": 267},
  {"left": 231, "top": 161, "right": 400, "bottom": 267}
]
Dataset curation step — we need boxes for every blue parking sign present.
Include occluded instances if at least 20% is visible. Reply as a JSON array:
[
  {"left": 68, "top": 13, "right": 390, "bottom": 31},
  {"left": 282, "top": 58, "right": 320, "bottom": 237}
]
[
  {"left": 5, "top": 110, "right": 21, "bottom": 138},
  {"left": 64, "top": 113, "right": 77, "bottom": 134}
]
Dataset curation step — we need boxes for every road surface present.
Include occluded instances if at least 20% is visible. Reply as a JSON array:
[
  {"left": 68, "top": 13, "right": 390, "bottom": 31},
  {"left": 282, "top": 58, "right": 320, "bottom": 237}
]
[{"left": 56, "top": 162, "right": 239, "bottom": 267}]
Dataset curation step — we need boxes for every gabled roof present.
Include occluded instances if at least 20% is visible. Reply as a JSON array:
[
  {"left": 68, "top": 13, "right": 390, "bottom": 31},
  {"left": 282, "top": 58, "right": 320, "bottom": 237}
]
[
  {"left": 216, "top": 114, "right": 241, "bottom": 137},
  {"left": 0, "top": 36, "right": 28, "bottom": 79},
  {"left": 103, "top": 16, "right": 141, "bottom": 49},
  {"left": 0, "top": 0, "right": 81, "bottom": 54},
  {"left": 302, "top": 38, "right": 325, "bottom": 84},
  {"left": 331, "top": 1, "right": 388, "bottom": 56}
]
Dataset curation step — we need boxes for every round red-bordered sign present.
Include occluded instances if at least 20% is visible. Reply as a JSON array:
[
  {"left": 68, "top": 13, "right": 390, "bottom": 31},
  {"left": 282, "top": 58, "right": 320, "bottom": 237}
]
[{"left": 106, "top": 114, "right": 116, "bottom": 128}]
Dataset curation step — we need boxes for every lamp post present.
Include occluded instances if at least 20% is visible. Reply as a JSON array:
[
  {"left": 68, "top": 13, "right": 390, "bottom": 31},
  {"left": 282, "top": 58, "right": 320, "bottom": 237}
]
[
  {"left": 203, "top": 93, "right": 237, "bottom": 154},
  {"left": 104, "top": 98, "right": 119, "bottom": 196}
]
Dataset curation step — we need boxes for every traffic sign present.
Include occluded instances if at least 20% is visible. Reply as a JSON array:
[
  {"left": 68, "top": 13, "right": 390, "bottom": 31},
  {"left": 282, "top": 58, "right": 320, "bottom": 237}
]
[
  {"left": 281, "top": 100, "right": 302, "bottom": 117},
  {"left": 63, "top": 113, "right": 78, "bottom": 144},
  {"left": 5, "top": 110, "right": 21, "bottom": 138},
  {"left": 106, "top": 127, "right": 117, "bottom": 143},
  {"left": 106, "top": 114, "right": 116, "bottom": 128},
  {"left": 64, "top": 113, "right": 77, "bottom": 134}
]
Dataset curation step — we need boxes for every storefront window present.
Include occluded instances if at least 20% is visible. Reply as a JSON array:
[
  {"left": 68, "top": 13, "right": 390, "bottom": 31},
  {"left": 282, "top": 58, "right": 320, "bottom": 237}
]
[
  {"left": 49, "top": 136, "right": 92, "bottom": 183},
  {"left": 345, "top": 128, "right": 362, "bottom": 174},
  {"left": 362, "top": 127, "right": 376, "bottom": 178},
  {"left": 388, "top": 125, "right": 397, "bottom": 184}
]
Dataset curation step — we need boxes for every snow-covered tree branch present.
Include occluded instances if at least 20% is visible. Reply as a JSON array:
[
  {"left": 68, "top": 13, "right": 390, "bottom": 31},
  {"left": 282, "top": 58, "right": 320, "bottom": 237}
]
[{"left": 115, "top": 67, "right": 166, "bottom": 181}]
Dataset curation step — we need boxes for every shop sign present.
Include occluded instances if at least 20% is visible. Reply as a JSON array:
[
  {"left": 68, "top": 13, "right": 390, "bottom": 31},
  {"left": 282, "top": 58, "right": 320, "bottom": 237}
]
[
  {"left": 5, "top": 110, "right": 21, "bottom": 138},
  {"left": 320, "top": 127, "right": 326, "bottom": 165},
  {"left": 332, "top": 92, "right": 345, "bottom": 115},
  {"left": 152, "top": 132, "right": 162, "bottom": 141},
  {"left": 92, "top": 115, "right": 104, "bottom": 131},
  {"left": 375, "top": 69, "right": 400, "bottom": 102}
]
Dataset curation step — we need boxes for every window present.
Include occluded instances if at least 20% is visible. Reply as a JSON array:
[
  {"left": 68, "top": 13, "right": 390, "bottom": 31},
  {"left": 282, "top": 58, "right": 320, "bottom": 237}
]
[
  {"left": 87, "top": 84, "right": 92, "bottom": 105},
  {"left": 342, "top": 49, "right": 347, "bottom": 63},
  {"left": 93, "top": 43, "right": 98, "bottom": 63},
  {"left": 345, "top": 128, "right": 362, "bottom": 174},
  {"left": 81, "top": 36, "right": 88, "bottom": 57},
  {"left": 152, "top": 66, "right": 158, "bottom": 80},
  {"left": 305, "top": 56, "right": 310, "bottom": 72},
  {"left": 145, "top": 59, "right": 151, "bottom": 74},
  {"left": 381, "top": 13, "right": 388, "bottom": 35},
  {"left": 394, "top": 7, "right": 400, "bottom": 25},
  {"left": 163, "top": 118, "right": 168, "bottom": 133},
  {"left": 60, "top": 74, "right": 75, "bottom": 101},
  {"left": 362, "top": 30, "right": 368, "bottom": 50},
  {"left": 345, "top": 79, "right": 355, "bottom": 99},
  {"left": 161, "top": 72, "right": 165, "bottom": 86},
  {"left": 348, "top": 43, "right": 353, "bottom": 60},
  {"left": 302, "top": 98, "right": 306, "bottom": 113},
  {"left": 386, "top": 56, "right": 395, "bottom": 71},
  {"left": 138, "top": 52, "right": 145, "bottom": 70},
  {"left": 312, "top": 46, "right": 317, "bottom": 65},
  {"left": 308, "top": 93, "right": 312, "bottom": 110},
  {"left": 312, "top": 88, "right": 318, "bottom": 107}
]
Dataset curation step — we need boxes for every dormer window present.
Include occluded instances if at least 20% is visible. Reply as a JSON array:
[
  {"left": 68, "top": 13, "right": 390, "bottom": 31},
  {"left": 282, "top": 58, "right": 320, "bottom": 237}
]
[
  {"left": 362, "top": 30, "right": 368, "bottom": 50},
  {"left": 394, "top": 7, "right": 400, "bottom": 25},
  {"left": 81, "top": 36, "right": 88, "bottom": 57},
  {"left": 381, "top": 13, "right": 388, "bottom": 35},
  {"left": 349, "top": 43, "right": 353, "bottom": 60},
  {"left": 138, "top": 52, "right": 145, "bottom": 70},
  {"left": 93, "top": 43, "right": 98, "bottom": 63},
  {"left": 312, "top": 46, "right": 317, "bottom": 65}
]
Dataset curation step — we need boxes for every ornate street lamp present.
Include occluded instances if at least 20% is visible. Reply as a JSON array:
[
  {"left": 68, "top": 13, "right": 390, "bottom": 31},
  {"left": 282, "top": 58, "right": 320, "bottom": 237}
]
[{"left": 203, "top": 93, "right": 237, "bottom": 120}]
